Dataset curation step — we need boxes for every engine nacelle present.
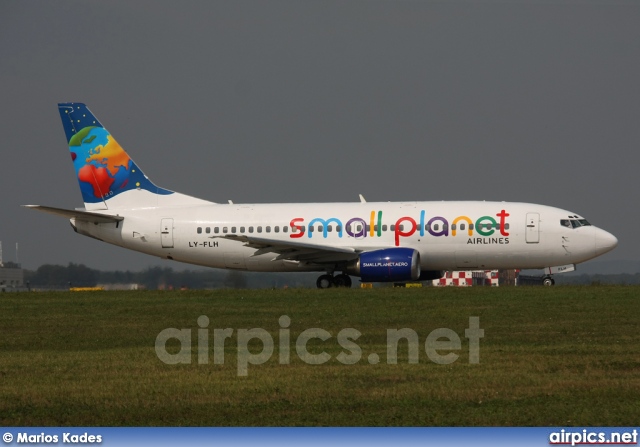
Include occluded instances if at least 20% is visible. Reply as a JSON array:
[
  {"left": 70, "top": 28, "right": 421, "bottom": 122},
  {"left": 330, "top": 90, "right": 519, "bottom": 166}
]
[{"left": 346, "top": 248, "right": 421, "bottom": 282}]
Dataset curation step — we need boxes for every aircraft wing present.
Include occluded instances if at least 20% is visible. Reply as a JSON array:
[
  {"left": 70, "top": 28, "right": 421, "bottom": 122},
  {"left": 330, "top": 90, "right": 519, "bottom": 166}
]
[
  {"left": 23, "top": 205, "right": 124, "bottom": 224},
  {"left": 213, "top": 234, "right": 365, "bottom": 264}
]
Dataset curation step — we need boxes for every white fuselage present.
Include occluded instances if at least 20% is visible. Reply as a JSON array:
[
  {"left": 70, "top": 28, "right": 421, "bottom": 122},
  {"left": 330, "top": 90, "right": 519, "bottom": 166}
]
[{"left": 71, "top": 201, "right": 617, "bottom": 273}]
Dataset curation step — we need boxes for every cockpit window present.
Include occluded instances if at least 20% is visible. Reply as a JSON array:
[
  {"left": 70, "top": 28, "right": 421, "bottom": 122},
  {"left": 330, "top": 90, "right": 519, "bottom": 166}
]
[{"left": 562, "top": 218, "right": 592, "bottom": 229}]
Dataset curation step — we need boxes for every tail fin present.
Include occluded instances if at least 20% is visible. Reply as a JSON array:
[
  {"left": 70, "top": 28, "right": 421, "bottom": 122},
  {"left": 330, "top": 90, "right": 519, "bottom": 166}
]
[{"left": 59, "top": 103, "right": 211, "bottom": 210}]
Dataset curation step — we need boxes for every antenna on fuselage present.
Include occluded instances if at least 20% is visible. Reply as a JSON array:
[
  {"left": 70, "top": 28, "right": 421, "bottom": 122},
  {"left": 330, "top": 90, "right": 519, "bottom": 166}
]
[{"left": 359, "top": 194, "right": 366, "bottom": 203}]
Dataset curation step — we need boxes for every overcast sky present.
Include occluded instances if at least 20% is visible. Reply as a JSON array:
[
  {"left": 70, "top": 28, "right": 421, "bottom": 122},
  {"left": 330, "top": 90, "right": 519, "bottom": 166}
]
[{"left": 0, "top": 0, "right": 637, "bottom": 271}]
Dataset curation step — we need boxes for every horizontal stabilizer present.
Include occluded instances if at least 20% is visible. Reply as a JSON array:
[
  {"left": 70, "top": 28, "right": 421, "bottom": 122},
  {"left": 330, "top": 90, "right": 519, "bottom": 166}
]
[{"left": 23, "top": 205, "right": 124, "bottom": 224}]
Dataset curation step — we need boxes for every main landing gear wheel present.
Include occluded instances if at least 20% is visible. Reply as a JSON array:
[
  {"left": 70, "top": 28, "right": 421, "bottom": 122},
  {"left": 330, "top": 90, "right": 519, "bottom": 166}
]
[
  {"left": 316, "top": 274, "right": 334, "bottom": 289},
  {"left": 332, "top": 274, "right": 352, "bottom": 288},
  {"left": 542, "top": 276, "right": 555, "bottom": 286}
]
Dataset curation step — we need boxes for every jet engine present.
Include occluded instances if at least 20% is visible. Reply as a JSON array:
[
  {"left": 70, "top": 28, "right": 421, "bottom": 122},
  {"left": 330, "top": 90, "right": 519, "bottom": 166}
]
[{"left": 346, "top": 248, "right": 421, "bottom": 282}]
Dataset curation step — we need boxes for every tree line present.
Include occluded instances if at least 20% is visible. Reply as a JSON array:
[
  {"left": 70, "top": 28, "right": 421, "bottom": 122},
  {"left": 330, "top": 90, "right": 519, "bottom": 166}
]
[
  {"left": 21, "top": 263, "right": 640, "bottom": 289},
  {"left": 24, "top": 263, "right": 318, "bottom": 289}
]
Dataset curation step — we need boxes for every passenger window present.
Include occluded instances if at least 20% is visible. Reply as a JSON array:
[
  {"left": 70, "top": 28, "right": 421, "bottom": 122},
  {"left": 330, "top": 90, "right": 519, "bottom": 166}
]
[
  {"left": 231, "top": 226, "right": 236, "bottom": 233},
  {"left": 469, "top": 224, "right": 474, "bottom": 230},
  {"left": 336, "top": 225, "right": 342, "bottom": 232},
  {"left": 504, "top": 223, "right": 509, "bottom": 230},
  {"left": 214, "top": 227, "right": 220, "bottom": 234},
  {"left": 382, "top": 225, "right": 387, "bottom": 231},
  {"left": 433, "top": 224, "right": 439, "bottom": 231},
  {"left": 223, "top": 227, "right": 228, "bottom": 233},
  {"left": 205, "top": 227, "right": 211, "bottom": 234},
  {"left": 240, "top": 227, "right": 245, "bottom": 233},
  {"left": 460, "top": 224, "right": 465, "bottom": 230},
  {"left": 309, "top": 226, "right": 314, "bottom": 233},
  {"left": 399, "top": 225, "right": 404, "bottom": 231},
  {"left": 274, "top": 226, "right": 279, "bottom": 233},
  {"left": 327, "top": 225, "right": 332, "bottom": 232},
  {"left": 257, "top": 226, "right": 262, "bottom": 233},
  {"left": 390, "top": 225, "right": 395, "bottom": 231},
  {"left": 249, "top": 227, "right": 254, "bottom": 233},
  {"left": 266, "top": 226, "right": 271, "bottom": 233},
  {"left": 318, "top": 225, "right": 323, "bottom": 232},
  {"left": 451, "top": 224, "right": 456, "bottom": 231},
  {"left": 197, "top": 227, "right": 202, "bottom": 234},
  {"left": 443, "top": 224, "right": 448, "bottom": 231},
  {"left": 283, "top": 226, "right": 288, "bottom": 233}
]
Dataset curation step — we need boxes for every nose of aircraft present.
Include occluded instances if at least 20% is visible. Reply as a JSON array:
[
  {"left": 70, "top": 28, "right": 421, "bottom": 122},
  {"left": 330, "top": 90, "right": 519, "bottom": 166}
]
[{"left": 594, "top": 228, "right": 618, "bottom": 256}]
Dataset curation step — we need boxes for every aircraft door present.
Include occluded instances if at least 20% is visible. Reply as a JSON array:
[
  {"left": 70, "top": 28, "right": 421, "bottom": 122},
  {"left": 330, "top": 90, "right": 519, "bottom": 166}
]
[
  {"left": 161, "top": 218, "right": 174, "bottom": 248},
  {"left": 525, "top": 213, "right": 540, "bottom": 243}
]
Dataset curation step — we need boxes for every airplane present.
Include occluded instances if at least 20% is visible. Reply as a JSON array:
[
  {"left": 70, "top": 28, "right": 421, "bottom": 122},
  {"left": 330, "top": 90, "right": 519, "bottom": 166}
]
[{"left": 25, "top": 103, "right": 618, "bottom": 288}]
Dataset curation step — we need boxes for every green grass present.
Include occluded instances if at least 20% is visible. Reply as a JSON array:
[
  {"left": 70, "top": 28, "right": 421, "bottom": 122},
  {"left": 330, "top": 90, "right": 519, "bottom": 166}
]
[{"left": 0, "top": 286, "right": 639, "bottom": 426}]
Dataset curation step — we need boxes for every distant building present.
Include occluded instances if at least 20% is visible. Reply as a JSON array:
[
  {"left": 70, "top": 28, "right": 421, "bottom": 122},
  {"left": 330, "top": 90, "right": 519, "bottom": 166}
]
[
  {"left": 0, "top": 241, "right": 24, "bottom": 289},
  {"left": 0, "top": 265, "right": 24, "bottom": 288}
]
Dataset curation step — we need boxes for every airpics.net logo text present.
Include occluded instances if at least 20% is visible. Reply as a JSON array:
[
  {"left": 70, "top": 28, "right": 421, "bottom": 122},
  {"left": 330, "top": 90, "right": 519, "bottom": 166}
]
[{"left": 155, "top": 316, "right": 484, "bottom": 376}]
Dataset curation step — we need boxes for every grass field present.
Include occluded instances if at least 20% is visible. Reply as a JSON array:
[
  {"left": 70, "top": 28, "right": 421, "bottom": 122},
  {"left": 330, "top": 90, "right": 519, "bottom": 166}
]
[{"left": 1, "top": 286, "right": 639, "bottom": 426}]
